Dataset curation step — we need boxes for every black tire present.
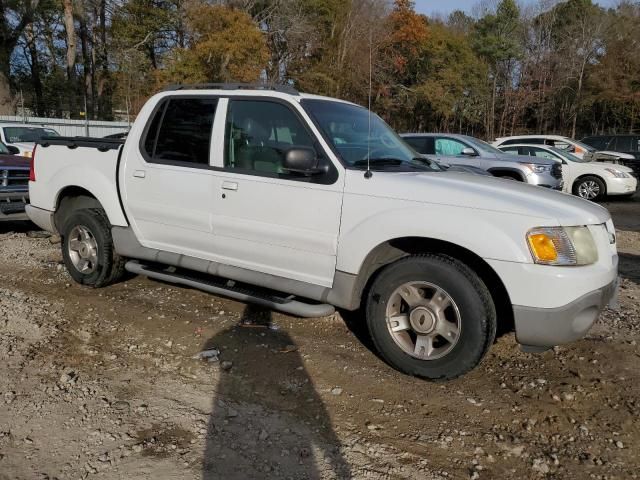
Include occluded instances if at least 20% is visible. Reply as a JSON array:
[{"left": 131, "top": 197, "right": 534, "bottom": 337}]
[
  {"left": 61, "top": 208, "right": 125, "bottom": 288},
  {"left": 366, "top": 254, "right": 496, "bottom": 380},
  {"left": 572, "top": 175, "right": 606, "bottom": 201}
]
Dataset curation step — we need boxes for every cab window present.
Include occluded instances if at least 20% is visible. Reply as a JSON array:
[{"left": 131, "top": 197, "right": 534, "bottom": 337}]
[
  {"left": 224, "top": 100, "right": 315, "bottom": 174},
  {"left": 143, "top": 97, "right": 218, "bottom": 165},
  {"left": 435, "top": 138, "right": 469, "bottom": 156}
]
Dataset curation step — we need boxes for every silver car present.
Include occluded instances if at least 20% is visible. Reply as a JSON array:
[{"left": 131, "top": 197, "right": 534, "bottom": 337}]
[{"left": 402, "top": 133, "right": 563, "bottom": 189}]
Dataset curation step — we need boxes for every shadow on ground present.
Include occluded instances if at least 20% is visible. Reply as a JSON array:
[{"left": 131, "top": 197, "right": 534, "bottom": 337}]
[
  {"left": 0, "top": 220, "right": 37, "bottom": 234},
  {"left": 201, "top": 305, "right": 351, "bottom": 479},
  {"left": 619, "top": 252, "right": 640, "bottom": 285}
]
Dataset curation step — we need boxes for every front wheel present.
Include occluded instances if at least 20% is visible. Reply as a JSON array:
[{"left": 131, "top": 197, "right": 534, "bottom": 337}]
[
  {"left": 366, "top": 255, "right": 496, "bottom": 380},
  {"left": 61, "top": 208, "right": 125, "bottom": 287},
  {"left": 573, "top": 176, "right": 606, "bottom": 201}
]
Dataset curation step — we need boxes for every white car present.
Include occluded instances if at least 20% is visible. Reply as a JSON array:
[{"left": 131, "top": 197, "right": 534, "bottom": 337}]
[
  {"left": 492, "top": 134, "right": 635, "bottom": 163},
  {"left": 0, "top": 124, "right": 60, "bottom": 158},
  {"left": 25, "top": 83, "right": 618, "bottom": 380},
  {"left": 498, "top": 144, "right": 637, "bottom": 201}
]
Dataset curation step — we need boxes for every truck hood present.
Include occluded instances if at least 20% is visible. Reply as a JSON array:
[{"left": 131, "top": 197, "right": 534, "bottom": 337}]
[
  {"left": 593, "top": 150, "right": 635, "bottom": 160},
  {"left": 493, "top": 152, "right": 556, "bottom": 165},
  {"left": 345, "top": 170, "right": 610, "bottom": 225},
  {"left": 578, "top": 161, "right": 634, "bottom": 173},
  {"left": 0, "top": 153, "right": 29, "bottom": 168}
]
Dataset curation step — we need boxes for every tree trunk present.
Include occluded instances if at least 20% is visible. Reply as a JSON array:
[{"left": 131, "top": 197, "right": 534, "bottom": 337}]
[
  {"left": 62, "top": 0, "right": 76, "bottom": 81},
  {"left": 0, "top": 72, "right": 13, "bottom": 115},
  {"left": 571, "top": 58, "right": 587, "bottom": 139},
  {"left": 62, "top": 0, "right": 77, "bottom": 116},
  {"left": 25, "top": 23, "right": 44, "bottom": 116}
]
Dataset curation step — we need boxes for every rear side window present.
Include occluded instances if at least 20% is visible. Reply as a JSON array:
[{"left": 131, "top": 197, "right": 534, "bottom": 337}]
[
  {"left": 143, "top": 97, "right": 217, "bottom": 165},
  {"left": 403, "top": 137, "right": 425, "bottom": 152},
  {"left": 500, "top": 147, "right": 521, "bottom": 155},
  {"left": 404, "top": 137, "right": 435, "bottom": 155},
  {"left": 613, "top": 136, "right": 633, "bottom": 152},
  {"left": 582, "top": 136, "right": 611, "bottom": 150}
]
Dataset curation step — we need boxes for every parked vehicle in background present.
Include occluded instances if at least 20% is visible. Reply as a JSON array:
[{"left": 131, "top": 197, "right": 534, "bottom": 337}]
[
  {"left": 27, "top": 84, "right": 618, "bottom": 380},
  {"left": 581, "top": 135, "right": 640, "bottom": 176},
  {"left": 492, "top": 134, "right": 635, "bottom": 164},
  {"left": 104, "top": 131, "right": 129, "bottom": 140},
  {"left": 0, "top": 141, "right": 29, "bottom": 221},
  {"left": 498, "top": 144, "right": 637, "bottom": 201},
  {"left": 0, "top": 124, "right": 60, "bottom": 158},
  {"left": 401, "top": 133, "right": 563, "bottom": 189},
  {"left": 416, "top": 155, "right": 492, "bottom": 176}
]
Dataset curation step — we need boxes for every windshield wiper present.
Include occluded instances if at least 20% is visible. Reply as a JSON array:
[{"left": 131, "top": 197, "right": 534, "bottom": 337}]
[{"left": 353, "top": 158, "right": 404, "bottom": 168}]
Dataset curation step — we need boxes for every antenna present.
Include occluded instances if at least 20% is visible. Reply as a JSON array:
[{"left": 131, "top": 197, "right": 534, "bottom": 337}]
[{"left": 364, "top": 27, "right": 373, "bottom": 179}]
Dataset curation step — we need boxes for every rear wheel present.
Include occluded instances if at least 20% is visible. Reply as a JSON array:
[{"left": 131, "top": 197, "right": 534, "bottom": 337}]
[
  {"left": 61, "top": 208, "right": 125, "bottom": 287},
  {"left": 573, "top": 176, "right": 606, "bottom": 201},
  {"left": 366, "top": 255, "right": 496, "bottom": 380}
]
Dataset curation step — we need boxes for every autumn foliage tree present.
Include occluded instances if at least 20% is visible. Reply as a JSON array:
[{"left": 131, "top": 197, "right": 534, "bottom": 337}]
[
  {"left": 3, "top": 0, "right": 640, "bottom": 139},
  {"left": 157, "top": 2, "right": 269, "bottom": 86}
]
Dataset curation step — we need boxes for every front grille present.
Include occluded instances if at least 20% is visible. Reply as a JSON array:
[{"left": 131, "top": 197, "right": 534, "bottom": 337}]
[
  {"left": 0, "top": 169, "right": 29, "bottom": 188},
  {"left": 551, "top": 163, "right": 563, "bottom": 179}
]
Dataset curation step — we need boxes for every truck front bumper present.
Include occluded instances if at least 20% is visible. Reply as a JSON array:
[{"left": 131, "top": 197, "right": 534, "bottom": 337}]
[
  {"left": 0, "top": 191, "right": 29, "bottom": 221},
  {"left": 513, "top": 278, "right": 617, "bottom": 349}
]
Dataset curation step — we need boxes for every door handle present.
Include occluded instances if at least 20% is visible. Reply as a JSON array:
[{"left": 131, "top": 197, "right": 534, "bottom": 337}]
[
  {"left": 222, "top": 181, "right": 238, "bottom": 191},
  {"left": 133, "top": 170, "right": 146, "bottom": 178}
]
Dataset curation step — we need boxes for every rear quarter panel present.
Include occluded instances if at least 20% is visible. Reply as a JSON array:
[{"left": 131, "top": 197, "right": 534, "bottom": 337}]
[{"left": 29, "top": 144, "right": 128, "bottom": 226}]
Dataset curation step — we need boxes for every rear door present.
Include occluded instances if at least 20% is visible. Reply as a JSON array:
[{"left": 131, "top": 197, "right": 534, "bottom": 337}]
[
  {"left": 208, "top": 98, "right": 344, "bottom": 287},
  {"left": 403, "top": 136, "right": 435, "bottom": 156},
  {"left": 121, "top": 96, "right": 221, "bottom": 257}
]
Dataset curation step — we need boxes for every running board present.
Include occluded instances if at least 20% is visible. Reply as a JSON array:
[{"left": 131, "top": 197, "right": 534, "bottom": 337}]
[{"left": 124, "top": 261, "right": 335, "bottom": 318}]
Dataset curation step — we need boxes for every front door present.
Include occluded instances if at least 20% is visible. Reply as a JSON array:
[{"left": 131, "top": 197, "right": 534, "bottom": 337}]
[
  {"left": 434, "top": 136, "right": 481, "bottom": 168},
  {"left": 209, "top": 98, "right": 344, "bottom": 287}
]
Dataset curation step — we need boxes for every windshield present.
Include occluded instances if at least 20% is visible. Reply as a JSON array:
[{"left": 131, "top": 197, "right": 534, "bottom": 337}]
[
  {"left": 301, "top": 99, "right": 437, "bottom": 171},
  {"left": 567, "top": 138, "right": 596, "bottom": 152},
  {"left": 549, "top": 146, "right": 590, "bottom": 163},
  {"left": 464, "top": 136, "right": 505, "bottom": 155},
  {"left": 0, "top": 141, "right": 8, "bottom": 154},
  {"left": 3, "top": 126, "right": 59, "bottom": 143}
]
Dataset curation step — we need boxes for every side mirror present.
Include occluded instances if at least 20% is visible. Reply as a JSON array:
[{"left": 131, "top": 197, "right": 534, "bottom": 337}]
[
  {"left": 461, "top": 147, "right": 477, "bottom": 156},
  {"left": 282, "top": 147, "right": 326, "bottom": 175},
  {"left": 6, "top": 145, "right": 19, "bottom": 155}
]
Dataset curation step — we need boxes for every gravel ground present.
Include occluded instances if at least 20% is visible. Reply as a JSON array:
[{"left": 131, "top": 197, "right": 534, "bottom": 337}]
[{"left": 0, "top": 195, "right": 639, "bottom": 480}]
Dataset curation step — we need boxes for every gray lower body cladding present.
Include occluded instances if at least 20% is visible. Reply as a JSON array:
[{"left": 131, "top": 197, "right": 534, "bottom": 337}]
[
  {"left": 514, "top": 279, "right": 617, "bottom": 348},
  {"left": 112, "top": 226, "right": 360, "bottom": 310},
  {"left": 125, "top": 261, "right": 335, "bottom": 318}
]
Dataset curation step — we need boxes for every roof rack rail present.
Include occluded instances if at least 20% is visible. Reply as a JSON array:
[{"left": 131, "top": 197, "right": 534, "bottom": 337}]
[{"left": 163, "top": 83, "right": 299, "bottom": 96}]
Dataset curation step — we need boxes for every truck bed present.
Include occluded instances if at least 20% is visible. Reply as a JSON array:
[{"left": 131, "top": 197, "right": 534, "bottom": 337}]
[{"left": 29, "top": 136, "right": 128, "bottom": 227}]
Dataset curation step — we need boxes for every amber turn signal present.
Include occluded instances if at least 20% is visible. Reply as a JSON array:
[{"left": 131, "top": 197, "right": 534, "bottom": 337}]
[{"left": 528, "top": 233, "right": 558, "bottom": 262}]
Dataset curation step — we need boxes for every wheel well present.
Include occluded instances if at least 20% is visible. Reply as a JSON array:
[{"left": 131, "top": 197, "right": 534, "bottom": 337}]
[
  {"left": 355, "top": 237, "right": 514, "bottom": 337},
  {"left": 54, "top": 186, "right": 103, "bottom": 231},
  {"left": 573, "top": 174, "right": 606, "bottom": 194},
  {"left": 488, "top": 169, "right": 524, "bottom": 181}
]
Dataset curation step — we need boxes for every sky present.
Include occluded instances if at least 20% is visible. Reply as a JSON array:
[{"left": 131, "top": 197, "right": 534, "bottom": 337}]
[{"left": 414, "top": 0, "right": 618, "bottom": 17}]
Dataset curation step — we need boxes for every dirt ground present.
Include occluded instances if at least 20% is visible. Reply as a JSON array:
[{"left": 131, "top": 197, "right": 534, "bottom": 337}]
[{"left": 0, "top": 194, "right": 639, "bottom": 480}]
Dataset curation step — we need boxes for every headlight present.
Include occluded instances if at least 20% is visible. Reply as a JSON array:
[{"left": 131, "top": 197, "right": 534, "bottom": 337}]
[
  {"left": 527, "top": 226, "right": 598, "bottom": 266},
  {"left": 24, "top": 150, "right": 33, "bottom": 158},
  {"left": 604, "top": 168, "right": 630, "bottom": 178},
  {"left": 521, "top": 163, "right": 551, "bottom": 174}
]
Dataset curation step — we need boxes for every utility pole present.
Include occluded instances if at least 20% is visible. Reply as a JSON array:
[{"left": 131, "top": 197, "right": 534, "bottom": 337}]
[
  {"left": 84, "top": 94, "right": 89, "bottom": 136},
  {"left": 20, "top": 89, "right": 25, "bottom": 123}
]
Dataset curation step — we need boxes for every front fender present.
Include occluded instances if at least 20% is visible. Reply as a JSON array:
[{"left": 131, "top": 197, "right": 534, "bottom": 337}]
[{"left": 336, "top": 204, "right": 535, "bottom": 275}]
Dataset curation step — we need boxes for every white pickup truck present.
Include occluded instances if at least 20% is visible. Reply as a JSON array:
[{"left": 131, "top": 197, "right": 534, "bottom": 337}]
[{"left": 26, "top": 84, "right": 618, "bottom": 380}]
